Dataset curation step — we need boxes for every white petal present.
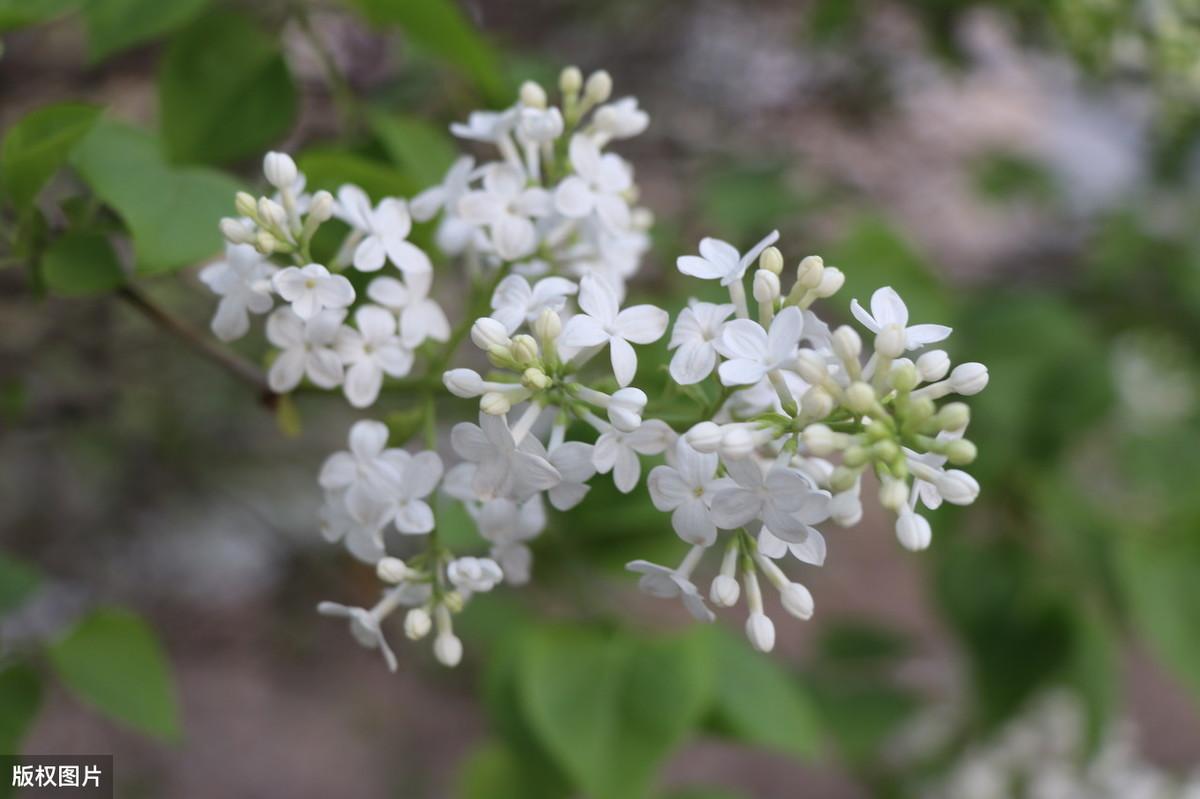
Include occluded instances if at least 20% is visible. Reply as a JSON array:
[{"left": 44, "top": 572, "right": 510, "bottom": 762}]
[
  {"left": 493, "top": 214, "right": 536, "bottom": 260},
  {"left": 355, "top": 304, "right": 396, "bottom": 340},
  {"left": 718, "top": 358, "right": 768, "bottom": 386},
  {"left": 552, "top": 176, "right": 594, "bottom": 218},
  {"left": 268, "top": 348, "right": 305, "bottom": 392},
  {"left": 904, "top": 323, "right": 952, "bottom": 348},
  {"left": 559, "top": 314, "right": 610, "bottom": 348},
  {"left": 305, "top": 347, "right": 345, "bottom": 388},
  {"left": 766, "top": 306, "right": 804, "bottom": 364},
  {"left": 373, "top": 198, "right": 412, "bottom": 240},
  {"left": 367, "top": 276, "right": 409, "bottom": 309},
  {"left": 676, "top": 255, "right": 727, "bottom": 281},
  {"left": 614, "top": 305, "right": 668, "bottom": 345},
  {"left": 647, "top": 465, "right": 688, "bottom": 511},
  {"left": 610, "top": 336, "right": 639, "bottom": 387},
  {"left": 349, "top": 419, "right": 389, "bottom": 458},
  {"left": 669, "top": 341, "right": 717, "bottom": 385},
  {"left": 849, "top": 298, "right": 880, "bottom": 333},
  {"left": 672, "top": 499, "right": 716, "bottom": 546},
  {"left": 335, "top": 184, "right": 374, "bottom": 230},
  {"left": 315, "top": 274, "right": 355, "bottom": 309},
  {"left": 717, "top": 318, "right": 769, "bottom": 360},
  {"left": 613, "top": 446, "right": 641, "bottom": 493},
  {"left": 870, "top": 286, "right": 908, "bottom": 328},
  {"left": 577, "top": 274, "right": 620, "bottom": 325},
  {"left": 698, "top": 237, "right": 740, "bottom": 274},
  {"left": 387, "top": 239, "right": 433, "bottom": 276},
  {"left": 318, "top": 452, "right": 356, "bottom": 489},
  {"left": 710, "top": 487, "right": 760, "bottom": 528},
  {"left": 394, "top": 500, "right": 435, "bottom": 534}
]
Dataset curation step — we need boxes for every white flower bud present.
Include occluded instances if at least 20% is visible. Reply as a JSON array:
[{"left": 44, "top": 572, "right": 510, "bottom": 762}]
[
  {"left": 830, "top": 465, "right": 859, "bottom": 493},
  {"left": 935, "top": 470, "right": 980, "bottom": 505},
  {"left": 937, "top": 402, "right": 970, "bottom": 431},
  {"left": 308, "top": 190, "right": 334, "bottom": 223},
  {"left": 376, "top": 557, "right": 409, "bottom": 583},
  {"left": 471, "top": 317, "right": 511, "bottom": 352},
  {"left": 890, "top": 360, "right": 919, "bottom": 392},
  {"left": 759, "top": 246, "right": 784, "bottom": 275},
  {"left": 875, "top": 324, "right": 906, "bottom": 359},
  {"left": 220, "top": 217, "right": 256, "bottom": 244},
  {"left": 814, "top": 266, "right": 844, "bottom": 297},
  {"left": 916, "top": 349, "right": 950, "bottom": 382},
  {"left": 780, "top": 582, "right": 814, "bottom": 620},
  {"left": 533, "top": 307, "right": 562, "bottom": 341},
  {"left": 801, "top": 386, "right": 834, "bottom": 420},
  {"left": 235, "top": 191, "right": 258, "bottom": 218},
  {"left": 745, "top": 612, "right": 776, "bottom": 653},
  {"left": 404, "top": 608, "right": 431, "bottom": 640},
  {"left": 255, "top": 230, "right": 277, "bottom": 254},
  {"left": 710, "top": 575, "right": 740, "bottom": 607},
  {"left": 832, "top": 325, "right": 862, "bottom": 364},
  {"left": 263, "top": 151, "right": 298, "bottom": 189},
  {"left": 258, "top": 197, "right": 288, "bottom": 233},
  {"left": 720, "top": 426, "right": 755, "bottom": 460},
  {"left": 943, "top": 438, "right": 977, "bottom": 465},
  {"left": 608, "top": 387, "right": 647, "bottom": 433},
  {"left": 949, "top": 363, "right": 989, "bottom": 395},
  {"left": 879, "top": 478, "right": 909, "bottom": 512},
  {"left": 434, "top": 633, "right": 463, "bottom": 667},
  {"left": 845, "top": 382, "right": 877, "bottom": 415},
  {"left": 442, "top": 591, "right": 466, "bottom": 614},
  {"left": 802, "top": 423, "right": 837, "bottom": 455},
  {"left": 519, "top": 80, "right": 547, "bottom": 109},
  {"left": 559, "top": 65, "right": 583, "bottom": 95},
  {"left": 584, "top": 70, "right": 612, "bottom": 104},
  {"left": 796, "top": 255, "right": 824, "bottom": 290},
  {"left": 753, "top": 269, "right": 781, "bottom": 305},
  {"left": 444, "top": 368, "right": 485, "bottom": 398},
  {"left": 686, "top": 421, "right": 724, "bottom": 453},
  {"left": 480, "top": 392, "right": 512, "bottom": 416},
  {"left": 510, "top": 334, "right": 539, "bottom": 364},
  {"left": 831, "top": 490, "right": 862, "bottom": 526},
  {"left": 522, "top": 367, "right": 552, "bottom": 391},
  {"left": 896, "top": 511, "right": 932, "bottom": 552},
  {"left": 794, "top": 350, "right": 830, "bottom": 385}
]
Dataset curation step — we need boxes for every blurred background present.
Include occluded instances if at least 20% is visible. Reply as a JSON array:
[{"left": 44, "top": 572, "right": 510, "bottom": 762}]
[{"left": 2, "top": 0, "right": 1200, "bottom": 797}]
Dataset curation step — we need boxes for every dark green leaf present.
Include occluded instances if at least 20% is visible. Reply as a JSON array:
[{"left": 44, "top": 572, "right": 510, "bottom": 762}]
[
  {"left": 48, "top": 607, "right": 180, "bottom": 740},
  {"left": 0, "top": 0, "right": 81, "bottom": 32},
  {"left": 369, "top": 111, "right": 456, "bottom": 188},
  {"left": 0, "top": 103, "right": 101, "bottom": 211},
  {"left": 0, "top": 552, "right": 40, "bottom": 613},
  {"left": 82, "top": 0, "right": 209, "bottom": 61},
  {"left": 456, "top": 740, "right": 567, "bottom": 799},
  {"left": 159, "top": 11, "right": 297, "bottom": 165},
  {"left": 70, "top": 119, "right": 242, "bottom": 274},
  {"left": 0, "top": 664, "right": 42, "bottom": 754},
  {"left": 40, "top": 232, "right": 125, "bottom": 296}
]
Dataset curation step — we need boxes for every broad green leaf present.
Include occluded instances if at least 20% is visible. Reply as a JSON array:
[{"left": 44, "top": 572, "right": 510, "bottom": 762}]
[
  {"left": 0, "top": 664, "right": 42, "bottom": 754},
  {"left": 705, "top": 627, "right": 824, "bottom": 758},
  {"left": 48, "top": 607, "right": 180, "bottom": 740},
  {"left": 517, "top": 627, "right": 714, "bottom": 799},
  {"left": 350, "top": 0, "right": 507, "bottom": 102},
  {"left": 0, "top": 0, "right": 81, "bottom": 32},
  {"left": 70, "top": 120, "right": 242, "bottom": 274},
  {"left": 0, "top": 552, "right": 40, "bottom": 613},
  {"left": 456, "top": 740, "right": 567, "bottom": 799},
  {"left": 296, "top": 147, "right": 417, "bottom": 201},
  {"left": 40, "top": 232, "right": 125, "bottom": 295},
  {"left": 0, "top": 103, "right": 101, "bottom": 211},
  {"left": 82, "top": 0, "right": 209, "bottom": 61},
  {"left": 369, "top": 111, "right": 456, "bottom": 188},
  {"left": 159, "top": 11, "right": 297, "bottom": 165}
]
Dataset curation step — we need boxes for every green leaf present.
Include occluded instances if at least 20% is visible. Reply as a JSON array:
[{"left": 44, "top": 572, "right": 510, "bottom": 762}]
[
  {"left": 40, "top": 232, "right": 126, "bottom": 296},
  {"left": 350, "top": 0, "right": 508, "bottom": 102},
  {"left": 369, "top": 111, "right": 456, "bottom": 188},
  {"left": 48, "top": 607, "right": 180, "bottom": 740},
  {"left": 0, "top": 0, "right": 81, "bottom": 33},
  {"left": 82, "top": 0, "right": 209, "bottom": 61},
  {"left": 456, "top": 740, "right": 567, "bottom": 799},
  {"left": 705, "top": 627, "right": 824, "bottom": 758},
  {"left": 700, "top": 163, "right": 806, "bottom": 242},
  {"left": 517, "top": 627, "right": 714, "bottom": 799},
  {"left": 0, "top": 552, "right": 40, "bottom": 613},
  {"left": 296, "top": 147, "right": 417, "bottom": 201},
  {"left": 70, "top": 119, "right": 242, "bottom": 274},
  {"left": 0, "top": 664, "right": 42, "bottom": 754},
  {"left": 159, "top": 11, "right": 297, "bottom": 165},
  {"left": 0, "top": 103, "right": 101, "bottom": 212}
]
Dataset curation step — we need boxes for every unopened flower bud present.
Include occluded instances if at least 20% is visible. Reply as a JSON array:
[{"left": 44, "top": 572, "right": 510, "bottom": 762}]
[
  {"left": 794, "top": 350, "right": 830, "bottom": 385},
  {"left": 263, "top": 151, "right": 298, "bottom": 189},
  {"left": 522, "top": 367, "right": 552, "bottom": 391},
  {"left": 520, "top": 80, "right": 547, "bottom": 108},
  {"left": 308, "top": 190, "right": 334, "bottom": 223},
  {"left": 710, "top": 575, "right": 740, "bottom": 607},
  {"left": 753, "top": 269, "right": 780, "bottom": 305},
  {"left": 746, "top": 612, "right": 776, "bottom": 653},
  {"left": 875, "top": 325, "right": 906, "bottom": 359},
  {"left": 801, "top": 386, "right": 834, "bottom": 420},
  {"left": 936, "top": 470, "right": 980, "bottom": 505},
  {"left": 917, "top": 349, "right": 950, "bottom": 382},
  {"left": 949, "top": 363, "right": 988, "bottom": 395},
  {"left": 686, "top": 421, "right": 723, "bottom": 453},
  {"left": 802, "top": 423, "right": 837, "bottom": 455},
  {"left": 937, "top": 402, "right": 970, "bottom": 431},
  {"left": 471, "top": 317, "right": 511, "bottom": 352},
  {"left": 434, "top": 633, "right": 463, "bottom": 667},
  {"left": 843, "top": 445, "right": 870, "bottom": 468},
  {"left": 832, "top": 491, "right": 863, "bottom": 526},
  {"left": 832, "top": 325, "right": 862, "bottom": 363},
  {"left": 534, "top": 307, "right": 562, "bottom": 341},
  {"left": 830, "top": 465, "right": 859, "bottom": 493},
  {"left": 814, "top": 266, "right": 844, "bottom": 297},
  {"left": 796, "top": 255, "right": 825, "bottom": 289},
  {"left": 510, "top": 334, "right": 539, "bottom": 364},
  {"left": 943, "top": 438, "right": 977, "bottom": 465},
  {"left": 780, "top": 582, "right": 814, "bottom": 620},
  {"left": 480, "top": 392, "right": 512, "bottom": 415},
  {"left": 255, "top": 230, "right": 278, "bottom": 254},
  {"left": 879, "top": 478, "right": 908, "bottom": 512},
  {"left": 235, "top": 191, "right": 258, "bottom": 218},
  {"left": 376, "top": 557, "right": 409, "bottom": 583},
  {"left": 608, "top": 387, "right": 646, "bottom": 432},
  {"left": 890, "top": 360, "right": 919, "bottom": 392},
  {"left": 442, "top": 591, "right": 465, "bottom": 614},
  {"left": 444, "top": 368, "right": 485, "bottom": 398},
  {"left": 559, "top": 65, "right": 583, "bottom": 95},
  {"left": 759, "top": 246, "right": 784, "bottom": 275},
  {"left": 220, "top": 217, "right": 256, "bottom": 244},
  {"left": 720, "top": 426, "right": 755, "bottom": 459},
  {"left": 873, "top": 439, "right": 900, "bottom": 464},
  {"left": 404, "top": 608, "right": 431, "bottom": 640},
  {"left": 584, "top": 70, "right": 612, "bottom": 104},
  {"left": 845, "top": 382, "right": 877, "bottom": 415},
  {"left": 907, "top": 397, "right": 935, "bottom": 424},
  {"left": 896, "top": 511, "right": 932, "bottom": 551}
]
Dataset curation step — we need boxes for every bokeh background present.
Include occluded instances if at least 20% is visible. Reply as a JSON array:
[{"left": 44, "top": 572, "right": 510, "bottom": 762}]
[{"left": 3, "top": 1, "right": 1200, "bottom": 797}]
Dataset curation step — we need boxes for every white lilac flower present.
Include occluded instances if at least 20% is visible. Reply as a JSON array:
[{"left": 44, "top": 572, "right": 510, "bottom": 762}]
[
  {"left": 593, "top": 97, "right": 649, "bottom": 140},
  {"left": 676, "top": 230, "right": 780, "bottom": 287},
  {"left": 366, "top": 272, "right": 451, "bottom": 348},
  {"left": 450, "top": 412, "right": 561, "bottom": 500},
  {"left": 850, "top": 286, "right": 951, "bottom": 350},
  {"left": 710, "top": 458, "right": 832, "bottom": 541},
  {"left": 647, "top": 440, "right": 732, "bottom": 546},
  {"left": 317, "top": 582, "right": 430, "bottom": 672},
  {"left": 626, "top": 545, "right": 714, "bottom": 622},
  {"left": 272, "top": 263, "right": 354, "bottom": 321},
  {"left": 318, "top": 420, "right": 405, "bottom": 524},
  {"left": 319, "top": 491, "right": 388, "bottom": 563},
  {"left": 545, "top": 441, "right": 596, "bottom": 511},
  {"left": 473, "top": 496, "right": 546, "bottom": 584},
  {"left": 199, "top": 243, "right": 277, "bottom": 342},
  {"left": 559, "top": 274, "right": 669, "bottom": 386},
  {"left": 489, "top": 274, "right": 577, "bottom": 334},
  {"left": 382, "top": 450, "right": 443, "bottom": 534},
  {"left": 757, "top": 526, "right": 827, "bottom": 566},
  {"left": 457, "top": 164, "right": 552, "bottom": 260},
  {"left": 335, "top": 185, "right": 432, "bottom": 275},
  {"left": 593, "top": 418, "right": 673, "bottom": 493},
  {"left": 668, "top": 301, "right": 735, "bottom": 385},
  {"left": 265, "top": 307, "right": 345, "bottom": 393},
  {"left": 335, "top": 305, "right": 414, "bottom": 408},
  {"left": 715, "top": 306, "right": 805, "bottom": 386},
  {"left": 410, "top": 156, "right": 476, "bottom": 222},
  {"left": 553, "top": 134, "right": 633, "bottom": 231},
  {"left": 450, "top": 108, "right": 518, "bottom": 144},
  {"left": 447, "top": 557, "right": 504, "bottom": 594}
]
